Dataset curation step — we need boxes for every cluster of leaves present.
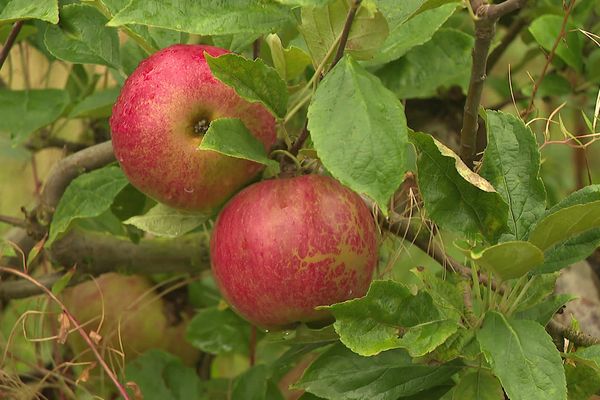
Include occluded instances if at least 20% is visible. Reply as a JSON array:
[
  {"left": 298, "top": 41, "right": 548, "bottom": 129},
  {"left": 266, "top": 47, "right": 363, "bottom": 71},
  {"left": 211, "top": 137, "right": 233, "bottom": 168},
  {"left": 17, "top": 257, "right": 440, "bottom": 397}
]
[{"left": 1, "top": 0, "right": 600, "bottom": 399}]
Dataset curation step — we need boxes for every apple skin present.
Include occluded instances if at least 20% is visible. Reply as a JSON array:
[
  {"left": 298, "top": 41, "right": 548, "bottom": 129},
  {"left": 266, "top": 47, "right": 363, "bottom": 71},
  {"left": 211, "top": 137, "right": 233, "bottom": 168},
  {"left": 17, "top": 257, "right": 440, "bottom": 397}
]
[
  {"left": 110, "top": 44, "right": 277, "bottom": 212},
  {"left": 61, "top": 273, "right": 199, "bottom": 366},
  {"left": 210, "top": 174, "right": 378, "bottom": 329}
]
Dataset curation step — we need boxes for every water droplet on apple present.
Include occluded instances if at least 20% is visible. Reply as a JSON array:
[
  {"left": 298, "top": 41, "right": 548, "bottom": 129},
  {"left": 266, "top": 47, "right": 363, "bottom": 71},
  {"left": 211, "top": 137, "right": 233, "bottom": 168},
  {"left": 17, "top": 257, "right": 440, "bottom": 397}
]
[
  {"left": 184, "top": 187, "right": 194, "bottom": 193},
  {"left": 118, "top": 157, "right": 124, "bottom": 162}
]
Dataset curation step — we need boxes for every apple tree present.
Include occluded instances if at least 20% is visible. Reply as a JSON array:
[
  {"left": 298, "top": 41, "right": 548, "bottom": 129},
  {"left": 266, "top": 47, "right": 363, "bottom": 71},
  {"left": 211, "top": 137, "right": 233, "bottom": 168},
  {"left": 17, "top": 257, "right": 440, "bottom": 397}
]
[{"left": 1, "top": 0, "right": 600, "bottom": 399}]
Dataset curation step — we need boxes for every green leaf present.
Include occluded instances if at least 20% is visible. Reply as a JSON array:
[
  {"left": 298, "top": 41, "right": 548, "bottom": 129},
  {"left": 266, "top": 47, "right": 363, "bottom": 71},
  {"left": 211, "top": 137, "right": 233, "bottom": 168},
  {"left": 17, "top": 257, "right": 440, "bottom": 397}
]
[
  {"left": 124, "top": 203, "right": 208, "bottom": 238},
  {"left": 299, "top": 0, "right": 389, "bottom": 66},
  {"left": 432, "top": 328, "right": 478, "bottom": 363},
  {"left": 480, "top": 110, "right": 546, "bottom": 241},
  {"left": 108, "top": 0, "right": 293, "bottom": 36},
  {"left": 296, "top": 343, "right": 462, "bottom": 400},
  {"left": 565, "top": 363, "right": 600, "bottom": 400},
  {"left": 0, "top": 89, "right": 69, "bottom": 144},
  {"left": 0, "top": 0, "right": 58, "bottom": 23},
  {"left": 265, "top": 34, "right": 312, "bottom": 81},
  {"left": 198, "top": 118, "right": 279, "bottom": 172},
  {"left": 48, "top": 166, "right": 129, "bottom": 245},
  {"left": 514, "top": 293, "right": 575, "bottom": 325},
  {"left": 377, "top": 28, "right": 472, "bottom": 99},
  {"left": 400, "top": 319, "right": 458, "bottom": 358},
  {"left": 186, "top": 307, "right": 251, "bottom": 355},
  {"left": 212, "top": 32, "right": 260, "bottom": 53},
  {"left": 326, "top": 280, "right": 455, "bottom": 357},
  {"left": 529, "top": 15, "right": 583, "bottom": 72},
  {"left": 512, "top": 273, "right": 560, "bottom": 311},
  {"left": 308, "top": 55, "right": 407, "bottom": 214},
  {"left": 547, "top": 185, "right": 600, "bottom": 212},
  {"left": 452, "top": 369, "right": 503, "bottom": 400},
  {"left": 51, "top": 268, "right": 75, "bottom": 296},
  {"left": 537, "top": 228, "right": 600, "bottom": 274},
  {"left": 470, "top": 241, "right": 544, "bottom": 281},
  {"left": 409, "top": 131, "right": 509, "bottom": 242},
  {"left": 477, "top": 311, "right": 567, "bottom": 400},
  {"left": 414, "top": 269, "right": 464, "bottom": 321},
  {"left": 232, "top": 365, "right": 284, "bottom": 400},
  {"left": 365, "top": 2, "right": 457, "bottom": 67},
  {"left": 68, "top": 87, "right": 120, "bottom": 119},
  {"left": 44, "top": 4, "right": 120, "bottom": 68},
  {"left": 206, "top": 53, "right": 288, "bottom": 119},
  {"left": 528, "top": 200, "right": 600, "bottom": 251},
  {"left": 125, "top": 349, "right": 204, "bottom": 400}
]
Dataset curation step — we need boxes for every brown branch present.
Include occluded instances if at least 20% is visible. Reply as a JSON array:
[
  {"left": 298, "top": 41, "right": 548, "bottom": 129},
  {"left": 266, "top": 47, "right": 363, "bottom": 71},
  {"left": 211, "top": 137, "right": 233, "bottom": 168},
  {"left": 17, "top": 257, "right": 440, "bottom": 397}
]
[
  {"left": 38, "top": 140, "right": 116, "bottom": 219},
  {"left": 459, "top": 0, "right": 528, "bottom": 169},
  {"left": 0, "top": 229, "right": 210, "bottom": 300},
  {"left": 2, "top": 141, "right": 116, "bottom": 269},
  {"left": 0, "top": 214, "right": 26, "bottom": 228},
  {"left": 521, "top": 0, "right": 575, "bottom": 119},
  {"left": 332, "top": 0, "right": 361, "bottom": 68},
  {"left": 547, "top": 320, "right": 600, "bottom": 347},
  {"left": 0, "top": 20, "right": 24, "bottom": 70}
]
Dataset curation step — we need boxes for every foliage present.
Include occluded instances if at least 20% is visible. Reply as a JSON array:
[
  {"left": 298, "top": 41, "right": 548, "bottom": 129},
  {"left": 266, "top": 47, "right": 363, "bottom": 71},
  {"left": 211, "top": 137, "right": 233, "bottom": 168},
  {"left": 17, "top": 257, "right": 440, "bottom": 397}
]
[{"left": 0, "top": 0, "right": 599, "bottom": 399}]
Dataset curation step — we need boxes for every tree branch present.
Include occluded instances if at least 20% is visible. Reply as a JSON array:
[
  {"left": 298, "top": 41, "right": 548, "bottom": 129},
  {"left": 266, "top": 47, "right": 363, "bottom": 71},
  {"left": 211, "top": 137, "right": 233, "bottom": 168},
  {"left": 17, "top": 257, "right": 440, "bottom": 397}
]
[
  {"left": 459, "top": 0, "right": 528, "bottom": 169},
  {"left": 547, "top": 319, "right": 600, "bottom": 347},
  {"left": 0, "top": 229, "right": 210, "bottom": 300},
  {"left": 38, "top": 140, "right": 116, "bottom": 219},
  {"left": 0, "top": 20, "right": 23, "bottom": 70},
  {"left": 332, "top": 0, "right": 361, "bottom": 68}
]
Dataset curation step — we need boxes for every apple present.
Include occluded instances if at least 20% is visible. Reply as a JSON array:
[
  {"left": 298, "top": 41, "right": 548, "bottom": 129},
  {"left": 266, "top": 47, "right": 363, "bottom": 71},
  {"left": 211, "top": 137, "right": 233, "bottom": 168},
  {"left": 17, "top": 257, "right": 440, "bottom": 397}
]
[
  {"left": 61, "top": 273, "right": 199, "bottom": 366},
  {"left": 210, "top": 174, "right": 378, "bottom": 329},
  {"left": 110, "top": 44, "right": 277, "bottom": 212}
]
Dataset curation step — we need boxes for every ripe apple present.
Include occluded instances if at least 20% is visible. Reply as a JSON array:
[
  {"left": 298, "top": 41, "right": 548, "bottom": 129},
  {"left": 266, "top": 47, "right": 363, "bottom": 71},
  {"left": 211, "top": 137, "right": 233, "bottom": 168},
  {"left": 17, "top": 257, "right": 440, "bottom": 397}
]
[
  {"left": 210, "top": 174, "right": 378, "bottom": 329},
  {"left": 110, "top": 44, "right": 277, "bottom": 212},
  {"left": 61, "top": 273, "right": 199, "bottom": 366}
]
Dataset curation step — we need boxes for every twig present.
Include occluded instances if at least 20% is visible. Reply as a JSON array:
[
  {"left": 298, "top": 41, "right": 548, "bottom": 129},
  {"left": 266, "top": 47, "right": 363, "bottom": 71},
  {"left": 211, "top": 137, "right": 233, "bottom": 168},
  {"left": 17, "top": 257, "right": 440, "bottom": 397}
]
[
  {"left": 459, "top": 0, "right": 528, "bottom": 169},
  {"left": 521, "top": 0, "right": 575, "bottom": 119},
  {"left": 0, "top": 20, "right": 23, "bottom": 70},
  {"left": 332, "top": 0, "right": 362, "bottom": 68},
  {"left": 0, "top": 214, "right": 26, "bottom": 228},
  {"left": 0, "top": 267, "right": 131, "bottom": 399},
  {"left": 548, "top": 320, "right": 600, "bottom": 347}
]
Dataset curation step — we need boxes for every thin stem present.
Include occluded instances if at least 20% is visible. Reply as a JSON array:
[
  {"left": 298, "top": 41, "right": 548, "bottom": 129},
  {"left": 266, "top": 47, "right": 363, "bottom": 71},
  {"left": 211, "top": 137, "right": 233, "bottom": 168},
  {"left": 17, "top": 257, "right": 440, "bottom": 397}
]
[
  {"left": 522, "top": 0, "right": 576, "bottom": 119},
  {"left": 0, "top": 20, "right": 24, "bottom": 71},
  {"left": 289, "top": 120, "right": 309, "bottom": 156},
  {"left": 332, "top": 0, "right": 362, "bottom": 69},
  {"left": 459, "top": 0, "right": 528, "bottom": 169},
  {"left": 0, "top": 267, "right": 131, "bottom": 399},
  {"left": 0, "top": 214, "right": 27, "bottom": 228}
]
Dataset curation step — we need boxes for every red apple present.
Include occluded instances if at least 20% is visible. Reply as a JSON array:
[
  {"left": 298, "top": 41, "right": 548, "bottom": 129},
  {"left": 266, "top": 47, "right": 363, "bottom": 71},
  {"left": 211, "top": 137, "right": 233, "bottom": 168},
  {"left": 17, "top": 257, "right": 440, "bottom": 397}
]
[
  {"left": 110, "top": 44, "right": 277, "bottom": 212},
  {"left": 210, "top": 174, "right": 378, "bottom": 329}
]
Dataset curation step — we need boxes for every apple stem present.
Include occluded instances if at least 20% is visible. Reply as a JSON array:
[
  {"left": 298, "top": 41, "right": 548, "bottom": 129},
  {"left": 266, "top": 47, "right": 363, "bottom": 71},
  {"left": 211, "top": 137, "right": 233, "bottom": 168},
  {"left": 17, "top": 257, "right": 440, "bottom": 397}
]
[{"left": 249, "top": 325, "right": 257, "bottom": 367}]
